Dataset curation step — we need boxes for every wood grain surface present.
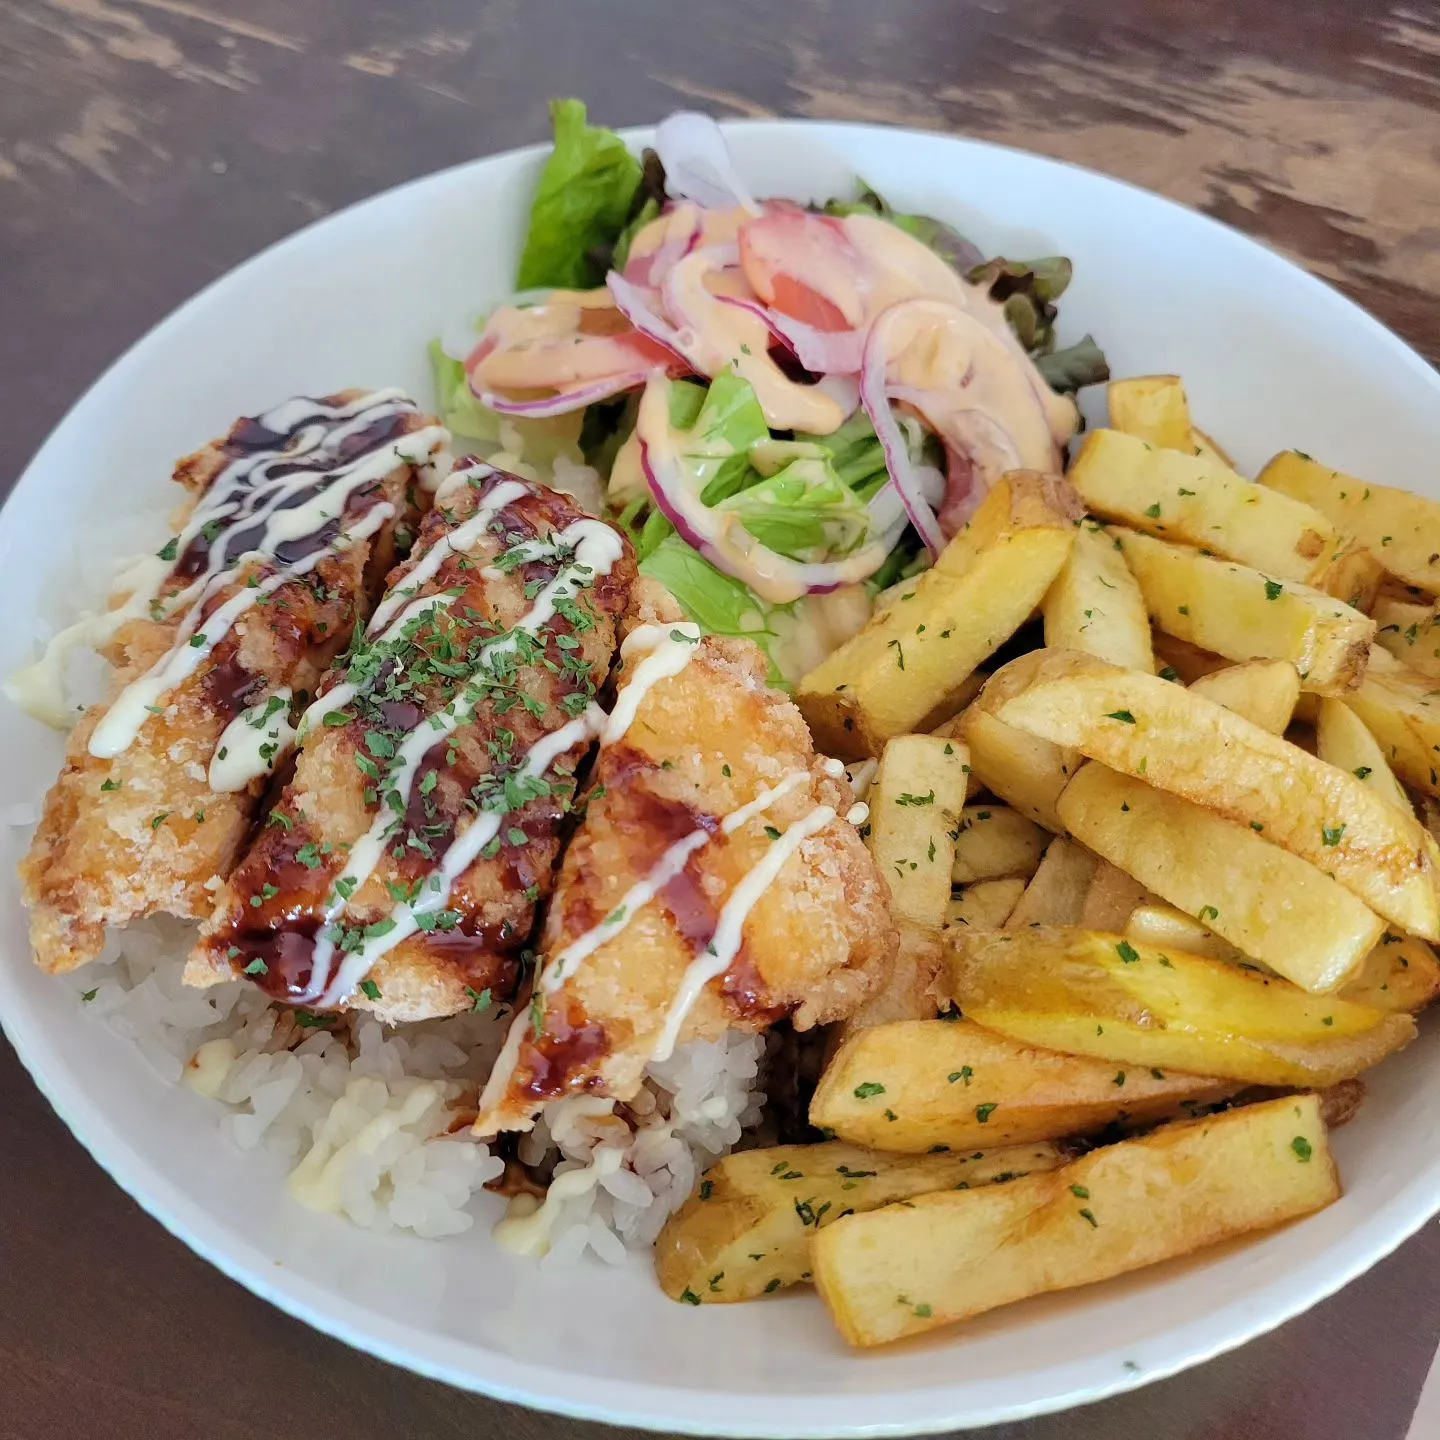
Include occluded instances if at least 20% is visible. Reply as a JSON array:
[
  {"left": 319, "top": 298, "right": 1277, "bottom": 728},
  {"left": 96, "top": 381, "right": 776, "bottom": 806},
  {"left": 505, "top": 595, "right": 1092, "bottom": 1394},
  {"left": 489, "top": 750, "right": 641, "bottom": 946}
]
[{"left": 3, "top": 2, "right": 1440, "bottom": 1437}]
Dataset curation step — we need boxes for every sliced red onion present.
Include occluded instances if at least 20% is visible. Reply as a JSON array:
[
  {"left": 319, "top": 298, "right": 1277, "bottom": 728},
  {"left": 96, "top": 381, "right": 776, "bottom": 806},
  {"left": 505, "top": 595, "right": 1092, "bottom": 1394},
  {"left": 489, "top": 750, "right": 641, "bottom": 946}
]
[
  {"left": 474, "top": 371, "right": 653, "bottom": 418},
  {"left": 858, "top": 310, "right": 948, "bottom": 557},
  {"left": 713, "top": 294, "right": 867, "bottom": 377},
  {"left": 654, "top": 112, "right": 761, "bottom": 215},
  {"left": 606, "top": 271, "right": 690, "bottom": 365},
  {"left": 816, "top": 372, "right": 860, "bottom": 416},
  {"left": 622, "top": 202, "right": 700, "bottom": 289}
]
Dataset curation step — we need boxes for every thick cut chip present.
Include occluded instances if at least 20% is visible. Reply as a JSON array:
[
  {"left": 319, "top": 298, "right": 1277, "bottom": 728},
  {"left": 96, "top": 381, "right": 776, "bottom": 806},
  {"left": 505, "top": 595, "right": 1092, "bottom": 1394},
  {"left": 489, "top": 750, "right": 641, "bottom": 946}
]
[
  {"left": 989, "top": 648, "right": 1440, "bottom": 939},
  {"left": 1319, "top": 544, "right": 1385, "bottom": 613},
  {"left": 797, "top": 472, "right": 1083, "bottom": 757},
  {"left": 944, "top": 878, "right": 1026, "bottom": 932},
  {"left": 811, "top": 1094, "right": 1339, "bottom": 1347},
  {"left": 1007, "top": 836, "right": 1097, "bottom": 928},
  {"left": 1344, "top": 658, "right": 1440, "bottom": 800},
  {"left": 842, "top": 922, "right": 945, "bottom": 1031},
  {"left": 943, "top": 926, "right": 1413, "bottom": 1086},
  {"left": 21, "top": 390, "right": 442, "bottom": 973},
  {"left": 1371, "top": 596, "right": 1440, "bottom": 678},
  {"left": 1258, "top": 449, "right": 1440, "bottom": 594},
  {"left": 1042, "top": 520, "right": 1154, "bottom": 672},
  {"left": 867, "top": 735, "right": 970, "bottom": 928},
  {"left": 1315, "top": 697, "right": 1413, "bottom": 818},
  {"left": 190, "top": 467, "right": 634, "bottom": 1022},
  {"left": 810, "top": 1019, "right": 1232, "bottom": 1152},
  {"left": 1071, "top": 430, "right": 1339, "bottom": 583},
  {"left": 655, "top": 1139, "right": 1064, "bottom": 1305},
  {"left": 1106, "top": 375, "right": 1192, "bottom": 451},
  {"left": 951, "top": 805, "right": 1048, "bottom": 885},
  {"left": 1116, "top": 527, "right": 1375, "bottom": 694},
  {"left": 474, "top": 600, "right": 896, "bottom": 1136},
  {"left": 1188, "top": 661, "right": 1300, "bottom": 734},
  {"left": 1057, "top": 764, "right": 1385, "bottom": 992}
]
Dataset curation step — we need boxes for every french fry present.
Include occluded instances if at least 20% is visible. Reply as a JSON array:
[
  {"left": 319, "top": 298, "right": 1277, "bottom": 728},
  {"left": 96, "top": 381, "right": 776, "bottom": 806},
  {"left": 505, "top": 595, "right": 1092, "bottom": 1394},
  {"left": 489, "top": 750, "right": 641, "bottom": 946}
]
[
  {"left": 1006, "top": 836, "right": 1097, "bottom": 927},
  {"left": 1188, "top": 660, "right": 1300, "bottom": 734},
  {"left": 944, "top": 878, "right": 1026, "bottom": 932},
  {"left": 957, "top": 706, "right": 1075, "bottom": 832},
  {"left": 1345, "top": 658, "right": 1440, "bottom": 800},
  {"left": 1258, "top": 449, "right": 1440, "bottom": 595},
  {"left": 1107, "top": 375, "right": 1193, "bottom": 450},
  {"left": 1115, "top": 527, "right": 1375, "bottom": 694},
  {"left": 1318, "top": 544, "right": 1385, "bottom": 613},
  {"left": 1371, "top": 596, "right": 1440, "bottom": 678},
  {"left": 1191, "top": 429, "right": 1234, "bottom": 469},
  {"left": 1042, "top": 521, "right": 1155, "bottom": 672},
  {"left": 1071, "top": 430, "right": 1339, "bottom": 583},
  {"left": 988, "top": 648, "right": 1439, "bottom": 939},
  {"left": 809, "top": 1019, "right": 1232, "bottom": 1153},
  {"left": 1078, "top": 859, "right": 1153, "bottom": 930},
  {"left": 866, "top": 735, "right": 970, "bottom": 929},
  {"left": 797, "top": 473, "right": 1083, "bottom": 757},
  {"left": 1151, "top": 631, "right": 1228, "bottom": 684},
  {"left": 943, "top": 926, "right": 1414, "bottom": 1087},
  {"left": 811, "top": 1094, "right": 1338, "bottom": 1347},
  {"left": 1314, "top": 697, "right": 1413, "bottom": 818},
  {"left": 951, "top": 805, "right": 1048, "bottom": 884},
  {"left": 654, "top": 1140, "right": 1063, "bottom": 1305},
  {"left": 1057, "top": 763, "right": 1385, "bottom": 992},
  {"left": 1125, "top": 903, "right": 1440, "bottom": 1014}
]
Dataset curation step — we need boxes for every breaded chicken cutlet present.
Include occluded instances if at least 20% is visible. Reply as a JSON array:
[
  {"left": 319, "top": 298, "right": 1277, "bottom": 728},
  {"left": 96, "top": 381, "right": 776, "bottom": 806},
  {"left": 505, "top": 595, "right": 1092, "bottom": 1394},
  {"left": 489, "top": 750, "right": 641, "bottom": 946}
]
[
  {"left": 475, "top": 587, "right": 897, "bottom": 1136},
  {"left": 20, "top": 389, "right": 446, "bottom": 972},
  {"left": 188, "top": 463, "right": 638, "bottom": 1024}
]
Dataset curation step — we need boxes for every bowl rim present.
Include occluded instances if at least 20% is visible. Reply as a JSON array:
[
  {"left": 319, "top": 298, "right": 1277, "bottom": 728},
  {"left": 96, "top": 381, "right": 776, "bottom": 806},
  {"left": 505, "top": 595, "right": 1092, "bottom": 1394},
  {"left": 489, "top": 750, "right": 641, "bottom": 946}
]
[{"left": 5, "top": 116, "right": 1440, "bottom": 1438}]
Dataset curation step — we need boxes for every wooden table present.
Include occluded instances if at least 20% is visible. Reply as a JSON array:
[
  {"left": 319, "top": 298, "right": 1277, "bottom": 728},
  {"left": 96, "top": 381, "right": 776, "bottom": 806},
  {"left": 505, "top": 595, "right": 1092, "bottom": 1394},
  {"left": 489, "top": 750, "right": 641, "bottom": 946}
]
[{"left": 3, "top": 2, "right": 1439, "bottom": 1436}]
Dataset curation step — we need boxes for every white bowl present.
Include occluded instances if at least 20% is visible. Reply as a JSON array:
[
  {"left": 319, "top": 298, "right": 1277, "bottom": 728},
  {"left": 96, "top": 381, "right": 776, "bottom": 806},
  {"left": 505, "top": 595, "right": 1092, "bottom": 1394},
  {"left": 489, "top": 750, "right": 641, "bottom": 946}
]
[{"left": 3, "top": 120, "right": 1439, "bottom": 1438}]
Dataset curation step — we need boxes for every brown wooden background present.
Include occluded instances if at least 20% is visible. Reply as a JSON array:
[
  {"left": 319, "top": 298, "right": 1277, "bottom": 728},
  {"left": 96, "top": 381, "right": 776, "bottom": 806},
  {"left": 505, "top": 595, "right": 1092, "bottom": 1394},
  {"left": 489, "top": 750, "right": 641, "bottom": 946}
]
[{"left": 3, "top": 2, "right": 1440, "bottom": 1436}]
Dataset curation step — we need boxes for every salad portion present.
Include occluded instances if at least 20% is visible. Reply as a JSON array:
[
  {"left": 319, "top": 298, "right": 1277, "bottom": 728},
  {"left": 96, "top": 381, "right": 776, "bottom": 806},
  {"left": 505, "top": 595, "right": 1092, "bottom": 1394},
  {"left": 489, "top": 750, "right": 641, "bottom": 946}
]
[{"left": 432, "top": 101, "right": 1108, "bottom": 678}]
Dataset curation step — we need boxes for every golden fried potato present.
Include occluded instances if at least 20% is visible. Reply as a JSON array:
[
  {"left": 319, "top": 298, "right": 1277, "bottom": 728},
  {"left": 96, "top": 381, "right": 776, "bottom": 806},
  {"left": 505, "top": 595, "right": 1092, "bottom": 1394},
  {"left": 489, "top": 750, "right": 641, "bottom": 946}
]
[
  {"left": 1058, "top": 764, "right": 1384, "bottom": 992},
  {"left": 944, "top": 877, "right": 1026, "bottom": 932},
  {"left": 1258, "top": 449, "right": 1440, "bottom": 595},
  {"left": 1188, "top": 660, "right": 1300, "bottom": 734},
  {"left": 1006, "top": 836, "right": 1098, "bottom": 928},
  {"left": 1107, "top": 375, "right": 1193, "bottom": 451},
  {"left": 1071, "top": 430, "right": 1339, "bottom": 583},
  {"left": 1042, "top": 521, "right": 1154, "bottom": 672},
  {"left": 988, "top": 648, "right": 1439, "bottom": 939},
  {"left": 842, "top": 922, "right": 946, "bottom": 1031},
  {"left": 1314, "top": 697, "right": 1413, "bottom": 818},
  {"left": 1116, "top": 527, "right": 1375, "bottom": 694},
  {"left": 951, "top": 805, "right": 1048, "bottom": 884},
  {"left": 655, "top": 1140, "right": 1063, "bottom": 1305},
  {"left": 1345, "top": 657, "right": 1440, "bottom": 799},
  {"left": 1371, "top": 596, "right": 1440, "bottom": 678},
  {"left": 1318, "top": 544, "right": 1385, "bottom": 613},
  {"left": 812, "top": 1094, "right": 1338, "bottom": 1347},
  {"left": 866, "top": 735, "right": 970, "bottom": 929},
  {"left": 1078, "top": 859, "right": 1153, "bottom": 930},
  {"left": 810, "top": 1019, "right": 1232, "bottom": 1153},
  {"left": 943, "top": 926, "right": 1414, "bottom": 1086},
  {"left": 797, "top": 473, "right": 1082, "bottom": 757}
]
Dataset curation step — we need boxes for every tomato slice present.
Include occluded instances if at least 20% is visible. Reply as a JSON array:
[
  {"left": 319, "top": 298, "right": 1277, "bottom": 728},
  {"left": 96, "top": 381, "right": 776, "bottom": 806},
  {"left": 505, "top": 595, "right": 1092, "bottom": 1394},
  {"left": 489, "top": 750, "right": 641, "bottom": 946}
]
[
  {"left": 768, "top": 273, "right": 852, "bottom": 332},
  {"left": 739, "top": 211, "right": 865, "bottom": 329}
]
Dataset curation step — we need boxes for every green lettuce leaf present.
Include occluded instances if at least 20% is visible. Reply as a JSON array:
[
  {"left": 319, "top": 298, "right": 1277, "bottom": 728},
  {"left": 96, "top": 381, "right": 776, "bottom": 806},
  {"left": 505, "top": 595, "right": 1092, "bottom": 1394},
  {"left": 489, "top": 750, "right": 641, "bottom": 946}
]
[
  {"left": 517, "top": 99, "right": 642, "bottom": 290},
  {"left": 428, "top": 340, "right": 502, "bottom": 445},
  {"left": 965, "top": 256, "right": 1073, "bottom": 356},
  {"left": 717, "top": 456, "right": 871, "bottom": 560},
  {"left": 823, "top": 182, "right": 983, "bottom": 274},
  {"left": 1035, "top": 334, "right": 1111, "bottom": 395}
]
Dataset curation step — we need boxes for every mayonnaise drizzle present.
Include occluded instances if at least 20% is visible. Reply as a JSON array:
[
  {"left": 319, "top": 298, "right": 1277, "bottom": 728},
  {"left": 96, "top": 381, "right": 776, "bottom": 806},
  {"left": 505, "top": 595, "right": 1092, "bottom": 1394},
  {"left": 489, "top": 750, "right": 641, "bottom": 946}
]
[
  {"left": 601, "top": 621, "right": 702, "bottom": 744},
  {"left": 208, "top": 688, "right": 297, "bottom": 793},
  {"left": 295, "top": 514, "right": 625, "bottom": 1006},
  {"left": 85, "top": 390, "right": 448, "bottom": 762},
  {"left": 650, "top": 803, "right": 837, "bottom": 1063}
]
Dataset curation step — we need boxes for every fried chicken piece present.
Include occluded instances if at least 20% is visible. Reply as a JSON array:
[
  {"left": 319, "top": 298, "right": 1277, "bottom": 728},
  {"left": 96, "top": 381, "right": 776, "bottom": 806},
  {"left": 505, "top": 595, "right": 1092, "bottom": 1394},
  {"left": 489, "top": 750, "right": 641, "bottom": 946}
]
[
  {"left": 475, "top": 586, "right": 897, "bottom": 1136},
  {"left": 21, "top": 390, "right": 443, "bottom": 972},
  {"left": 188, "top": 465, "right": 637, "bottom": 1024}
]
